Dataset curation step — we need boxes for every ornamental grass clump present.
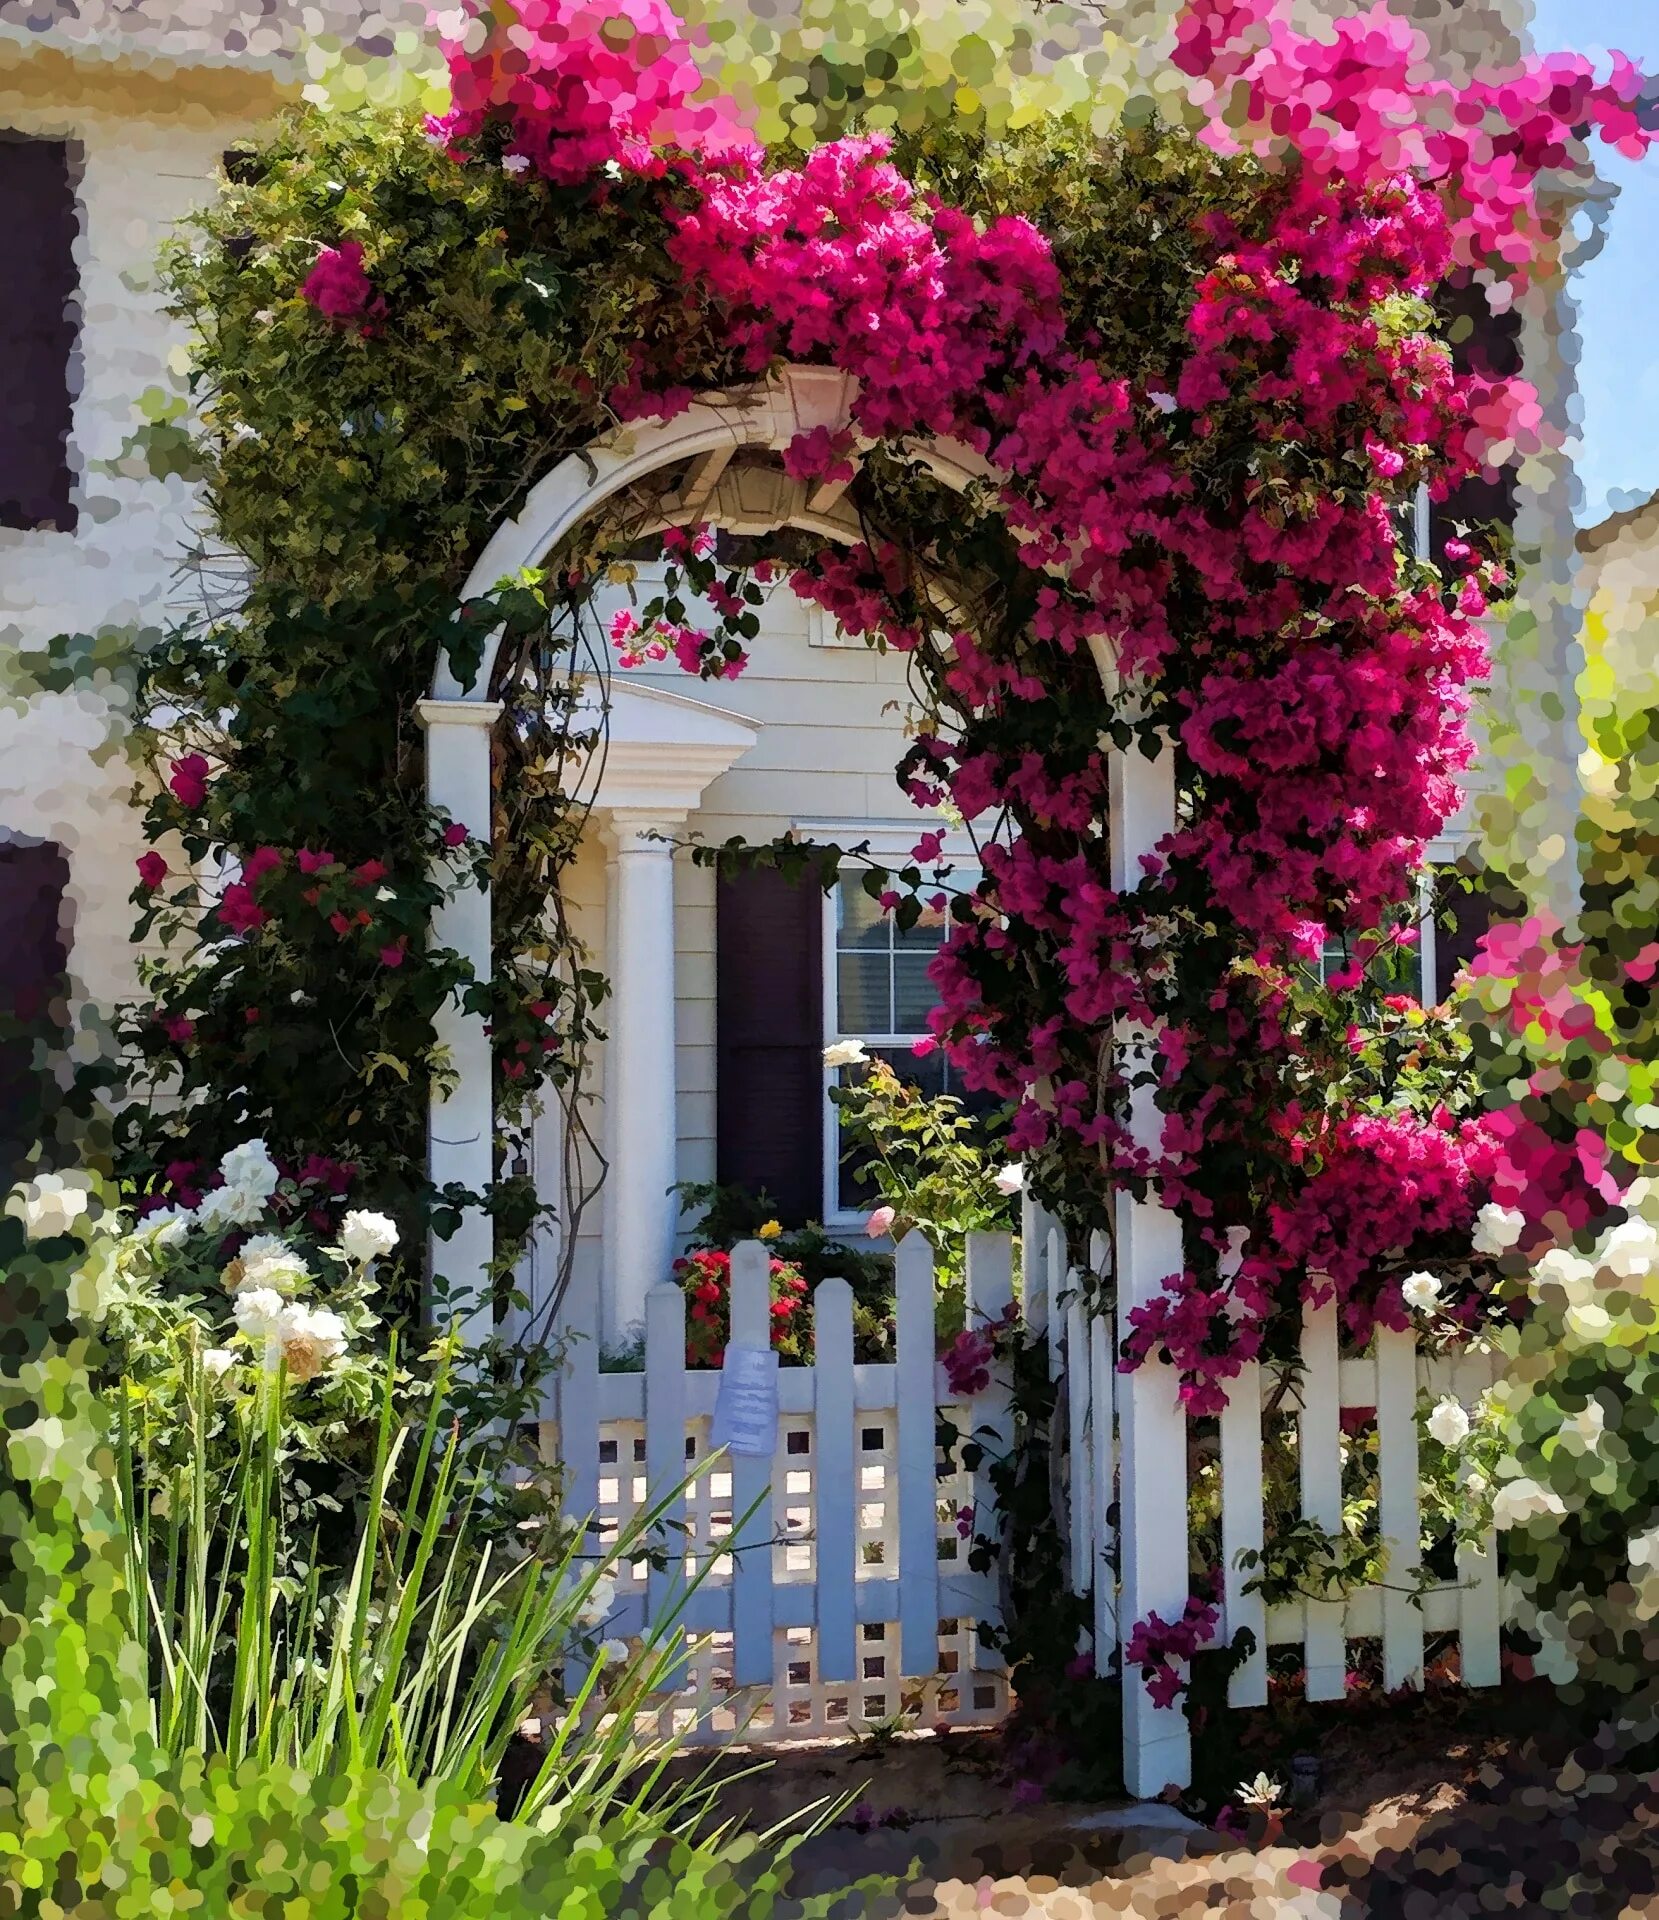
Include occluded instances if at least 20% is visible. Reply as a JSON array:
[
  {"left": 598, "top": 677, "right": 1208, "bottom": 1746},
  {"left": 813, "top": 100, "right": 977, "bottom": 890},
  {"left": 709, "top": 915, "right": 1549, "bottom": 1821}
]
[{"left": 1, "top": 1180, "right": 851, "bottom": 1919}]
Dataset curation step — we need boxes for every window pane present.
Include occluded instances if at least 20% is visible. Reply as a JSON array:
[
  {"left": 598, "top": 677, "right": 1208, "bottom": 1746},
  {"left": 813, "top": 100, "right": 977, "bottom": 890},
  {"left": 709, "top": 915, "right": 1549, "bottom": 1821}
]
[
  {"left": 837, "top": 878, "right": 889, "bottom": 951},
  {"left": 836, "top": 951, "right": 891, "bottom": 1034},
  {"left": 893, "top": 895, "right": 952, "bottom": 951},
  {"left": 893, "top": 952, "right": 940, "bottom": 1032}
]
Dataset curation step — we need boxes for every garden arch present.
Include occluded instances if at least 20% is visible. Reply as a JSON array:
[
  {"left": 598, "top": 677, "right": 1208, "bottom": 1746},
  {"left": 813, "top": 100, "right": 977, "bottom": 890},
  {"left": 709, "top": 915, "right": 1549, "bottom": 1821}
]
[{"left": 420, "top": 362, "right": 1194, "bottom": 1794}]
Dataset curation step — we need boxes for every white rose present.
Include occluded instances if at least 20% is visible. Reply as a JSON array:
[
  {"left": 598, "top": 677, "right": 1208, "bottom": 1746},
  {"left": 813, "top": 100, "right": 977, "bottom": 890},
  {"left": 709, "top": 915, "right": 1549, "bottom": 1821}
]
[
  {"left": 576, "top": 1571, "right": 618, "bottom": 1629},
  {"left": 823, "top": 1040, "right": 869, "bottom": 1070},
  {"left": 230, "top": 1237, "right": 310, "bottom": 1294},
  {"left": 202, "top": 1348, "right": 237, "bottom": 1382},
  {"left": 196, "top": 1182, "right": 270, "bottom": 1232},
  {"left": 1401, "top": 1271, "right": 1442, "bottom": 1312},
  {"left": 217, "top": 1140, "right": 281, "bottom": 1203},
  {"left": 1629, "top": 1524, "right": 1659, "bottom": 1572},
  {"left": 1427, "top": 1397, "right": 1471, "bottom": 1448},
  {"left": 1492, "top": 1476, "right": 1567, "bottom": 1530},
  {"left": 1566, "top": 1302, "right": 1613, "bottom": 1342},
  {"left": 1563, "top": 1401, "right": 1606, "bottom": 1450},
  {"left": 274, "top": 1303, "right": 348, "bottom": 1383},
  {"left": 232, "top": 1286, "right": 289, "bottom": 1342},
  {"left": 136, "top": 1204, "right": 193, "bottom": 1250},
  {"left": 1530, "top": 1247, "right": 1597, "bottom": 1307},
  {"left": 1599, "top": 1217, "right": 1659, "bottom": 1280},
  {"left": 6, "top": 1173, "right": 91, "bottom": 1241},
  {"left": 1472, "top": 1204, "right": 1525, "bottom": 1256},
  {"left": 992, "top": 1164, "right": 1025, "bottom": 1197},
  {"left": 339, "top": 1209, "right": 399, "bottom": 1266}
]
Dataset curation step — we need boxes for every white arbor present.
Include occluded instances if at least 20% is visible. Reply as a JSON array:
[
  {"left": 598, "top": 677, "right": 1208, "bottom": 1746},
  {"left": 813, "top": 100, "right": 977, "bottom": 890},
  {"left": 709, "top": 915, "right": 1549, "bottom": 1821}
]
[{"left": 421, "top": 364, "right": 1195, "bottom": 1795}]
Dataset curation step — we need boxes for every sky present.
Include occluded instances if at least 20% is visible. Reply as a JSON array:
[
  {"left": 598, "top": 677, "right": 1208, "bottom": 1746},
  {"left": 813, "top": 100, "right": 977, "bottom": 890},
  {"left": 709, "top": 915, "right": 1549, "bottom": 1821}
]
[{"left": 1530, "top": 0, "right": 1659, "bottom": 528}]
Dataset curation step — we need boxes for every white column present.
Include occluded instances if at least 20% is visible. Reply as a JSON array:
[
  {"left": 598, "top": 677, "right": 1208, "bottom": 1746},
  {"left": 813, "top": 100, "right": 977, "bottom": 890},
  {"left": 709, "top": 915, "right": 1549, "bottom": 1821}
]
[
  {"left": 1108, "top": 741, "right": 1192, "bottom": 1798},
  {"left": 418, "top": 697, "right": 502, "bottom": 1359},
  {"left": 601, "top": 810, "right": 685, "bottom": 1348}
]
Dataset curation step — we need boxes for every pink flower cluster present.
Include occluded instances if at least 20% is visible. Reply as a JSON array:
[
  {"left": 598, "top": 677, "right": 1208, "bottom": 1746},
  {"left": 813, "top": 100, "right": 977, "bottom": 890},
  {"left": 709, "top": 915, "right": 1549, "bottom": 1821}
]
[
  {"left": 1123, "top": 1583, "right": 1221, "bottom": 1709},
  {"left": 301, "top": 242, "right": 387, "bottom": 333},
  {"left": 425, "top": 0, "right": 752, "bottom": 186}
]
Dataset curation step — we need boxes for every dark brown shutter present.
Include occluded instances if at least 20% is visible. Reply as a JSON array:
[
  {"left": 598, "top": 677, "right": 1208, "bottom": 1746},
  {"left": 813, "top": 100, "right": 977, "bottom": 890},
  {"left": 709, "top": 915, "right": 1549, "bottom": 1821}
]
[
  {"left": 716, "top": 862, "right": 826, "bottom": 1227},
  {"left": 0, "top": 840, "right": 71, "bottom": 1177},
  {"left": 1433, "top": 858, "right": 1493, "bottom": 1004},
  {"left": 1433, "top": 276, "right": 1521, "bottom": 562},
  {"left": 0, "top": 133, "right": 80, "bottom": 533}
]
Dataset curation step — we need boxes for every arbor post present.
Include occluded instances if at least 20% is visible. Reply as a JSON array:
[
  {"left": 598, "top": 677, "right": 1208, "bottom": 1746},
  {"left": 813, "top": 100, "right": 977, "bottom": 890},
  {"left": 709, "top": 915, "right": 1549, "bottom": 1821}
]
[
  {"left": 1108, "top": 741, "right": 1192, "bottom": 1798},
  {"left": 419, "top": 696, "right": 503, "bottom": 1358}
]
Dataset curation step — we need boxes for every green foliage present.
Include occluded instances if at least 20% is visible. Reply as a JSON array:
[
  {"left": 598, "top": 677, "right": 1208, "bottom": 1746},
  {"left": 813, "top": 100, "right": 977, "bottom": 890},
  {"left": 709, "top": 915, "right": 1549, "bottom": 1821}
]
[
  {"left": 0, "top": 1183, "right": 850, "bottom": 1918},
  {"left": 830, "top": 1052, "right": 1016, "bottom": 1314}
]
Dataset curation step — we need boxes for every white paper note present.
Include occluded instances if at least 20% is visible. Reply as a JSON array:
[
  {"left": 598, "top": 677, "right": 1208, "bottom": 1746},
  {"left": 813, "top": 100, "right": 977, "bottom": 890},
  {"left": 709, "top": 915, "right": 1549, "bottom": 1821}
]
[{"left": 710, "top": 1344, "right": 780, "bottom": 1458}]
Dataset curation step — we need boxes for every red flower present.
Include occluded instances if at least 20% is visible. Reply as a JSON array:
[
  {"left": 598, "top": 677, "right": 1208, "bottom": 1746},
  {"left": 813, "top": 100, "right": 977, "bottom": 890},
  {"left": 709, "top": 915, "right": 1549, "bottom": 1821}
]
[
  {"left": 379, "top": 937, "right": 407, "bottom": 968},
  {"left": 329, "top": 911, "right": 352, "bottom": 937},
  {"left": 168, "top": 754, "right": 210, "bottom": 810},
  {"left": 243, "top": 846, "right": 283, "bottom": 886},
  {"left": 297, "top": 848, "right": 336, "bottom": 874},
  {"left": 136, "top": 852, "right": 167, "bottom": 890},
  {"left": 161, "top": 1013, "right": 194, "bottom": 1044},
  {"left": 352, "top": 860, "right": 389, "bottom": 888},
  {"left": 219, "top": 883, "right": 268, "bottom": 936},
  {"left": 443, "top": 822, "right": 470, "bottom": 847},
  {"left": 501, "top": 1059, "right": 525, "bottom": 1080},
  {"left": 244, "top": 1007, "right": 260, "bottom": 1024}
]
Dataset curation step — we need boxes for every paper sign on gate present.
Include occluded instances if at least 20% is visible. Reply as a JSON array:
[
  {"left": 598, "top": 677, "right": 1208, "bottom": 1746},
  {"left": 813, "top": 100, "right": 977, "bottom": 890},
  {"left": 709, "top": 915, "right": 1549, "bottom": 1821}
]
[{"left": 710, "top": 1345, "right": 780, "bottom": 1458}]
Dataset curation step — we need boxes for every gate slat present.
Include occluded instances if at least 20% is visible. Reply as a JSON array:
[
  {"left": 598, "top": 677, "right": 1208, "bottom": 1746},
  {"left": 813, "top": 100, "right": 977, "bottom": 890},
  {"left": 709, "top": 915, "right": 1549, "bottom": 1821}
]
[
  {"left": 1458, "top": 1526, "right": 1503, "bottom": 1688},
  {"left": 727, "top": 1242, "right": 777, "bottom": 1688},
  {"left": 1067, "top": 1288, "right": 1094, "bottom": 1609},
  {"left": 1089, "top": 1306, "right": 1116, "bottom": 1657},
  {"left": 1299, "top": 1301, "right": 1346, "bottom": 1701},
  {"left": 814, "top": 1276, "right": 857, "bottom": 1684},
  {"left": 896, "top": 1233, "right": 940, "bottom": 1682},
  {"left": 967, "top": 1232, "right": 1014, "bottom": 1675},
  {"left": 644, "top": 1281, "right": 689, "bottom": 1638},
  {"left": 1376, "top": 1323, "right": 1424, "bottom": 1692},
  {"left": 1221, "top": 1358, "right": 1268, "bottom": 1706}
]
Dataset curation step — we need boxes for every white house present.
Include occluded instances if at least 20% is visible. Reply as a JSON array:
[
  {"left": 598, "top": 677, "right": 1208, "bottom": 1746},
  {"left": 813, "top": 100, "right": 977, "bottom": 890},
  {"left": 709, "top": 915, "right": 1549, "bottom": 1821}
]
[{"left": 0, "top": 0, "right": 1598, "bottom": 1340}]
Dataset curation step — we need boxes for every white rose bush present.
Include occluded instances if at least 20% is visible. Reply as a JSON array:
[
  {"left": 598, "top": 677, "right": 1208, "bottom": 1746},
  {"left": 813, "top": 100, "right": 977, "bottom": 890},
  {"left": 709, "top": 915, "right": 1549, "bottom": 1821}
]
[{"left": 1475, "top": 1182, "right": 1659, "bottom": 1707}]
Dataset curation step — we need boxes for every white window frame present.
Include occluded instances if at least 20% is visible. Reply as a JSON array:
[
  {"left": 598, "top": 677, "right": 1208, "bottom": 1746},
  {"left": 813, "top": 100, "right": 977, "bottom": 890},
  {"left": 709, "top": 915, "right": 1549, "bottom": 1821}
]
[{"left": 799, "top": 819, "right": 982, "bottom": 1230}]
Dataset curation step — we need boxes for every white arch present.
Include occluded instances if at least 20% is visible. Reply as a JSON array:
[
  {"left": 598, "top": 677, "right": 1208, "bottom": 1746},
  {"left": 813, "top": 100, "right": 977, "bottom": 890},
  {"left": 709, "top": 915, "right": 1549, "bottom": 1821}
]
[{"left": 436, "top": 364, "right": 999, "bottom": 700}]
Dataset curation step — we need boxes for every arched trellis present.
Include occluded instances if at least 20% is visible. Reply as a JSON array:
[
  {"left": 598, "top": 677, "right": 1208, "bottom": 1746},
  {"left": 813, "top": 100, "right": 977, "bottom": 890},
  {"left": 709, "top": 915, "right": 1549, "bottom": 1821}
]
[{"left": 418, "top": 363, "right": 1192, "bottom": 1794}]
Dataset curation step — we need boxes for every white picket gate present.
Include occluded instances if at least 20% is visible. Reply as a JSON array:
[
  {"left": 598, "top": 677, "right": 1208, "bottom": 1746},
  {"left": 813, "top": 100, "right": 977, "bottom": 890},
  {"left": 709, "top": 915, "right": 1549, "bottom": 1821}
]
[
  {"left": 528, "top": 1205, "right": 1505, "bottom": 1784},
  {"left": 535, "top": 1231, "right": 1029, "bottom": 1743}
]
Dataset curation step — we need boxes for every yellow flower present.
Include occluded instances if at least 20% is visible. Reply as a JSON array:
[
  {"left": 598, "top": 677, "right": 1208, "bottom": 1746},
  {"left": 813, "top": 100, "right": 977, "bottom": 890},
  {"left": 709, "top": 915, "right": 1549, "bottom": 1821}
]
[{"left": 758, "top": 1220, "right": 783, "bottom": 1241}]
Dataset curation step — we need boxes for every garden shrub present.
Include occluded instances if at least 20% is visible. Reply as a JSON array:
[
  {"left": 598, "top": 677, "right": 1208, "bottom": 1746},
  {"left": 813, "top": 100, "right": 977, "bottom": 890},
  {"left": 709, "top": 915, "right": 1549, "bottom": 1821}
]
[
  {"left": 0, "top": 1178, "right": 858, "bottom": 1918},
  {"left": 1466, "top": 593, "right": 1659, "bottom": 1734}
]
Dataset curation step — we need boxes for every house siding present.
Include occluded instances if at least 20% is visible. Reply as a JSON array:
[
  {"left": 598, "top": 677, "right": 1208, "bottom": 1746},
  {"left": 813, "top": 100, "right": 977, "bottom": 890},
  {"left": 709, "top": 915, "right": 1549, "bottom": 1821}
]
[{"left": 0, "top": 79, "right": 257, "bottom": 1024}]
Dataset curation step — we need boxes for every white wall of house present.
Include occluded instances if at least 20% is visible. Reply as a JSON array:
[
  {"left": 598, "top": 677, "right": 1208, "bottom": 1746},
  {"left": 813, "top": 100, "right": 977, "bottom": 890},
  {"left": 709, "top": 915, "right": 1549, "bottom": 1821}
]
[{"left": 0, "top": 62, "right": 265, "bottom": 1014}]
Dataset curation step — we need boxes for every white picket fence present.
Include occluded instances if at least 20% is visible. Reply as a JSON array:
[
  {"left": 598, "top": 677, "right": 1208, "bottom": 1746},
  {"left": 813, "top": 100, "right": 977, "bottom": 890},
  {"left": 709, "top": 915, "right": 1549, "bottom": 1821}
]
[
  {"left": 529, "top": 1207, "right": 1505, "bottom": 1783},
  {"left": 535, "top": 1231, "right": 1025, "bottom": 1742},
  {"left": 1027, "top": 1199, "right": 1505, "bottom": 1784}
]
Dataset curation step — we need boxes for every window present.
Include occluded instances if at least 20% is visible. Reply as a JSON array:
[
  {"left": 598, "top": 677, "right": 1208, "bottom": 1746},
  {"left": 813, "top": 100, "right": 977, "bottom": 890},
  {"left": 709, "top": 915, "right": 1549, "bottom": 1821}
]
[
  {"left": 0, "top": 133, "right": 80, "bottom": 532},
  {"left": 1311, "top": 842, "right": 1488, "bottom": 1006},
  {"left": 0, "top": 838, "right": 70, "bottom": 1182},
  {"left": 822, "top": 867, "right": 982, "bottom": 1221}
]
